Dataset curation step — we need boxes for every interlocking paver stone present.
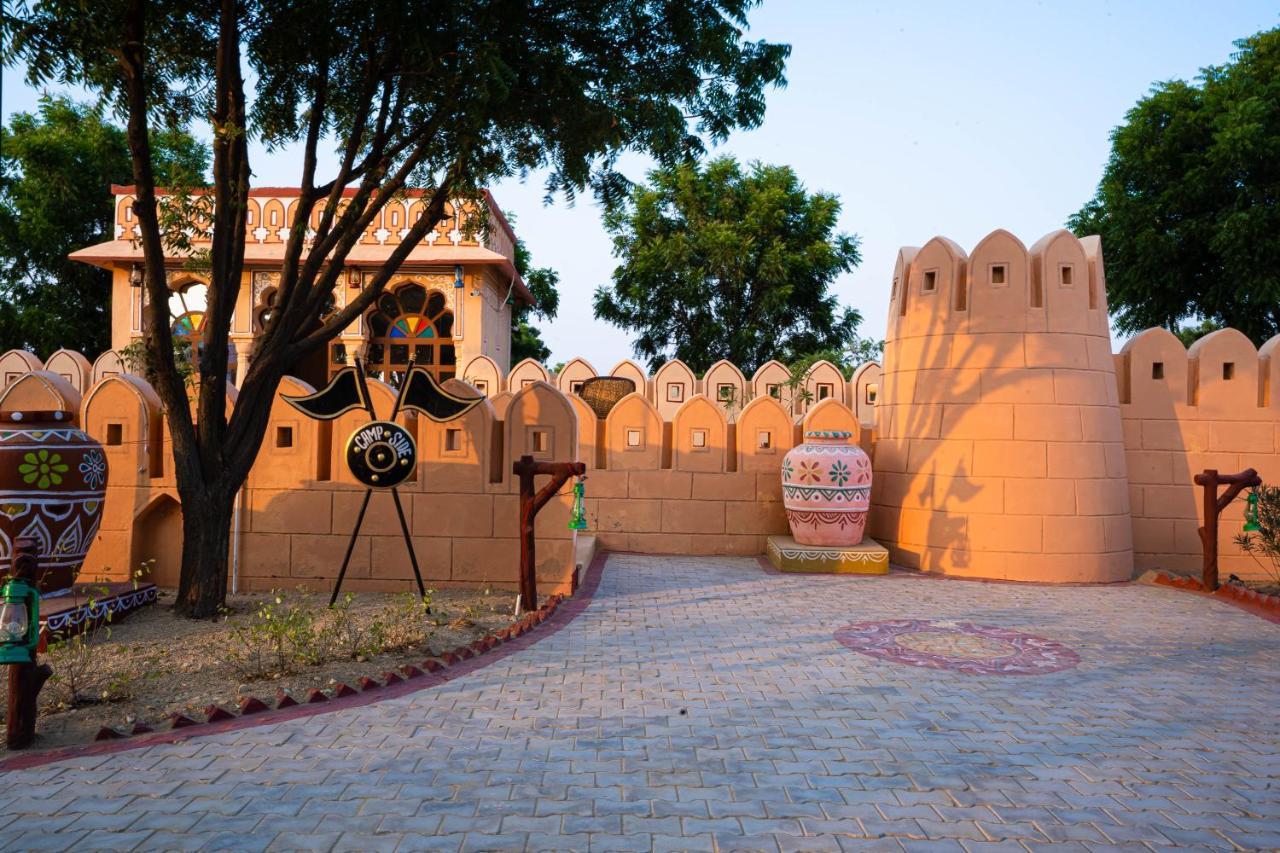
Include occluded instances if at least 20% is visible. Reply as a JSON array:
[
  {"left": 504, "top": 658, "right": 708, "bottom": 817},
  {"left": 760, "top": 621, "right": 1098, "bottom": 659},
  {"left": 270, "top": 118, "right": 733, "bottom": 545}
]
[{"left": 0, "top": 554, "right": 1277, "bottom": 850}]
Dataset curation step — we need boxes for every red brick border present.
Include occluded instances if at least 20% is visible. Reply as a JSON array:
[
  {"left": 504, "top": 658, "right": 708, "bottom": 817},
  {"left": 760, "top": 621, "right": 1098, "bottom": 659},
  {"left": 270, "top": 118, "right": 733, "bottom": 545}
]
[
  {"left": 0, "top": 549, "right": 610, "bottom": 771},
  {"left": 1152, "top": 571, "right": 1280, "bottom": 624}
]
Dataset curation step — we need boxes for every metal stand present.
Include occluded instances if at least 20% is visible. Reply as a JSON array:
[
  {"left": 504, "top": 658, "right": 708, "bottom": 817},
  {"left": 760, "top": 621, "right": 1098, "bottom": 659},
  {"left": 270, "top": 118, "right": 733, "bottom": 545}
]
[
  {"left": 329, "top": 487, "right": 426, "bottom": 606},
  {"left": 7, "top": 538, "right": 51, "bottom": 750},
  {"left": 1194, "top": 467, "right": 1262, "bottom": 590}
]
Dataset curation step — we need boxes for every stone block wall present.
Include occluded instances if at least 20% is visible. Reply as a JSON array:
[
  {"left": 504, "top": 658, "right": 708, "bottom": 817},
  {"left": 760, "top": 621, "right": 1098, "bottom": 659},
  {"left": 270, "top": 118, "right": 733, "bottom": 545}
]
[{"left": 1117, "top": 327, "right": 1280, "bottom": 579}]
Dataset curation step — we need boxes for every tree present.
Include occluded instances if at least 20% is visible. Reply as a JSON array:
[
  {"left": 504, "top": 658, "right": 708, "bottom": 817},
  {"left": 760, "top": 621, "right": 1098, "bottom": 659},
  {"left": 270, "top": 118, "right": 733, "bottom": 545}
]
[
  {"left": 5, "top": 0, "right": 788, "bottom": 617},
  {"left": 593, "top": 156, "right": 863, "bottom": 375},
  {"left": 1069, "top": 27, "right": 1280, "bottom": 344},
  {"left": 0, "top": 95, "right": 208, "bottom": 357},
  {"left": 511, "top": 232, "right": 560, "bottom": 364}
]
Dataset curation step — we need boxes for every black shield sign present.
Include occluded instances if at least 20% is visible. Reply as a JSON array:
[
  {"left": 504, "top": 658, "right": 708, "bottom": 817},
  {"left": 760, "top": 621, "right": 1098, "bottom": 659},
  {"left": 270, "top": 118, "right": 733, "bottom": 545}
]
[{"left": 345, "top": 421, "right": 416, "bottom": 488}]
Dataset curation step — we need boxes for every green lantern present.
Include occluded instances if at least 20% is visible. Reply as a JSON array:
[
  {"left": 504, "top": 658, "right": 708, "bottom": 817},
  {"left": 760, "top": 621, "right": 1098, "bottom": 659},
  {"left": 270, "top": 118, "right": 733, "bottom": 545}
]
[
  {"left": 1244, "top": 490, "right": 1260, "bottom": 532},
  {"left": 0, "top": 575, "right": 39, "bottom": 665},
  {"left": 568, "top": 477, "right": 588, "bottom": 531}
]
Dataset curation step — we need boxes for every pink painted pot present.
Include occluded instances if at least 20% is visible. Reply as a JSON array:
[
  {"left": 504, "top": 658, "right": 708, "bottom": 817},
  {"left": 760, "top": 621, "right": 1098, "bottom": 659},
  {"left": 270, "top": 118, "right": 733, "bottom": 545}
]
[{"left": 781, "top": 430, "right": 871, "bottom": 547}]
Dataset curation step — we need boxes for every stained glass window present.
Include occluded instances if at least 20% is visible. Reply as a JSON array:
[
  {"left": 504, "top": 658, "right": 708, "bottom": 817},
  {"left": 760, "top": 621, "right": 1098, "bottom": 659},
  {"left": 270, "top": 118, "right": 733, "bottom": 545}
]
[{"left": 341, "top": 282, "right": 455, "bottom": 383}]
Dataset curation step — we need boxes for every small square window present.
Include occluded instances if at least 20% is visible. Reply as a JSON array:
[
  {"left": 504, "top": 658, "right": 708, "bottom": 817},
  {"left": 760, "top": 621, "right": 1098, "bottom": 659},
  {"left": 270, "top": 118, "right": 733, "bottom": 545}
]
[
  {"left": 531, "top": 429, "right": 550, "bottom": 453},
  {"left": 444, "top": 428, "right": 462, "bottom": 453},
  {"left": 922, "top": 270, "right": 937, "bottom": 292},
  {"left": 990, "top": 264, "right": 1006, "bottom": 286},
  {"left": 522, "top": 379, "right": 536, "bottom": 389},
  {"left": 817, "top": 383, "right": 833, "bottom": 400},
  {"left": 691, "top": 429, "right": 708, "bottom": 449},
  {"left": 767, "top": 384, "right": 781, "bottom": 399},
  {"left": 1223, "top": 362, "right": 1235, "bottom": 380},
  {"left": 1060, "top": 264, "right": 1074, "bottom": 287},
  {"left": 571, "top": 381, "right": 584, "bottom": 395},
  {"left": 626, "top": 428, "right": 643, "bottom": 448},
  {"left": 717, "top": 383, "right": 735, "bottom": 402},
  {"left": 666, "top": 383, "right": 685, "bottom": 403},
  {"left": 106, "top": 423, "right": 124, "bottom": 446},
  {"left": 865, "top": 384, "right": 878, "bottom": 405},
  {"left": 275, "top": 426, "right": 294, "bottom": 448},
  {"left": 758, "top": 430, "right": 773, "bottom": 450},
  {"left": 473, "top": 380, "right": 488, "bottom": 395},
  {"left": 270, "top": 210, "right": 279, "bottom": 226},
  {"left": 1151, "top": 362, "right": 1164, "bottom": 380}
]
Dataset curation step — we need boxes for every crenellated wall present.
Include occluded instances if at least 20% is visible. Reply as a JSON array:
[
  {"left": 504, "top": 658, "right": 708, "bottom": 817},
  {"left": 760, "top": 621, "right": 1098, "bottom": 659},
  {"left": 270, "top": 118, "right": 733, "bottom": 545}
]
[
  {"left": 872, "top": 230, "right": 1133, "bottom": 583},
  {"left": 1117, "top": 328, "right": 1280, "bottom": 578},
  {"left": 5, "top": 267, "right": 1278, "bottom": 585}
]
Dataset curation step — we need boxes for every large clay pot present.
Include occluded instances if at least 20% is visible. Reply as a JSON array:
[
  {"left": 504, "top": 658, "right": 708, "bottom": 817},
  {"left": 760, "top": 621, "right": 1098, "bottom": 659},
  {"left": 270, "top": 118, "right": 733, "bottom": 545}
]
[
  {"left": 0, "top": 409, "right": 107, "bottom": 593},
  {"left": 781, "top": 430, "right": 871, "bottom": 547}
]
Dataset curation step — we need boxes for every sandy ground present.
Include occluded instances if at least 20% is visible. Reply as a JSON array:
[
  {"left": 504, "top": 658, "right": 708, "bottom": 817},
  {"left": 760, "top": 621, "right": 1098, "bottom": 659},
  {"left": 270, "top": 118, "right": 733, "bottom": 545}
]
[{"left": 5, "top": 585, "right": 522, "bottom": 753}]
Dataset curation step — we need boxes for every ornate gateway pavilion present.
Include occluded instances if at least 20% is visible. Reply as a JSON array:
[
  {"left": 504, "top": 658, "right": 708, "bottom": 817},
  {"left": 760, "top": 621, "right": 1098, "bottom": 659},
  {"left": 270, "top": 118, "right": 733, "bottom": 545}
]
[{"left": 69, "top": 186, "right": 535, "bottom": 388}]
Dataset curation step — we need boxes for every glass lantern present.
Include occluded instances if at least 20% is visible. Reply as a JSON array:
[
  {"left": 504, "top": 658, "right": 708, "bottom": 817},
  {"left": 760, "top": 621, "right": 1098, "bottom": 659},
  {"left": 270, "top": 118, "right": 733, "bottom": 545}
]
[
  {"left": 568, "top": 477, "right": 588, "bottom": 531},
  {"left": 0, "top": 575, "right": 39, "bottom": 665}
]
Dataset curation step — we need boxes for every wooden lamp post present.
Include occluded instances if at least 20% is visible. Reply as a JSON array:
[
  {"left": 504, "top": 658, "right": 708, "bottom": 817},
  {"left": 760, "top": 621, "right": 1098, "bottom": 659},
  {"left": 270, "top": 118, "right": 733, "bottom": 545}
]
[
  {"left": 513, "top": 455, "right": 586, "bottom": 609},
  {"left": 1194, "top": 468, "right": 1262, "bottom": 590},
  {"left": 2, "top": 537, "right": 51, "bottom": 749}
]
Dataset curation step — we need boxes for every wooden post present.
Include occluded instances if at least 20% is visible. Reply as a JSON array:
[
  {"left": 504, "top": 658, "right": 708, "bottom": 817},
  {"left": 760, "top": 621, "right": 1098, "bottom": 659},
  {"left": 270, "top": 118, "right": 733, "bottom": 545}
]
[
  {"left": 7, "top": 537, "right": 52, "bottom": 750},
  {"left": 513, "top": 455, "right": 586, "bottom": 609},
  {"left": 1194, "top": 468, "right": 1262, "bottom": 590}
]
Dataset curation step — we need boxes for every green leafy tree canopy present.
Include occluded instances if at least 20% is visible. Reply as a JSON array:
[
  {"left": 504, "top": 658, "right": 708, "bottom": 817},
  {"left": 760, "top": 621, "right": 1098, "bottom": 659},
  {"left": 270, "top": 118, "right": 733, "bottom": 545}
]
[
  {"left": 0, "top": 95, "right": 208, "bottom": 356},
  {"left": 1069, "top": 27, "right": 1280, "bottom": 344},
  {"left": 594, "top": 156, "right": 864, "bottom": 375},
  {"left": 4, "top": 0, "right": 788, "bottom": 617}
]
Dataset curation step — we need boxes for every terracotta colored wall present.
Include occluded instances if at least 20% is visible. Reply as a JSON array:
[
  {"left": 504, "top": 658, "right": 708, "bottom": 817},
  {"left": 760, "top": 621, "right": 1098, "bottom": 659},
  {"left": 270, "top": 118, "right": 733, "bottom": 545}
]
[
  {"left": 871, "top": 230, "right": 1133, "bottom": 583},
  {"left": 1118, "top": 327, "right": 1280, "bottom": 581}
]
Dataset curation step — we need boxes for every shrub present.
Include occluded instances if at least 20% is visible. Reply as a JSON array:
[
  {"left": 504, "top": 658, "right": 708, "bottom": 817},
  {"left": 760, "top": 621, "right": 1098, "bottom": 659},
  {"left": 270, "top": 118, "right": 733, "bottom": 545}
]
[{"left": 1235, "top": 485, "right": 1280, "bottom": 585}]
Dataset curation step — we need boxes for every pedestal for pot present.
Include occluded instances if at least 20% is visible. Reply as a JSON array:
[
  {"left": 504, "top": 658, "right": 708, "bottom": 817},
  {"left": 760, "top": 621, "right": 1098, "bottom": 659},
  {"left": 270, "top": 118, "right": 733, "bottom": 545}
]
[
  {"left": 0, "top": 410, "right": 108, "bottom": 594},
  {"left": 781, "top": 430, "right": 871, "bottom": 547}
]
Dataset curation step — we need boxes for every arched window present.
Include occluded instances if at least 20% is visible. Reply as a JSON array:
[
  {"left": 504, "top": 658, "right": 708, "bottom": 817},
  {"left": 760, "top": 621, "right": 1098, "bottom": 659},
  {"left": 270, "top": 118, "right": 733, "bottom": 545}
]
[
  {"left": 169, "top": 282, "right": 208, "bottom": 345},
  {"left": 361, "top": 283, "right": 455, "bottom": 384}
]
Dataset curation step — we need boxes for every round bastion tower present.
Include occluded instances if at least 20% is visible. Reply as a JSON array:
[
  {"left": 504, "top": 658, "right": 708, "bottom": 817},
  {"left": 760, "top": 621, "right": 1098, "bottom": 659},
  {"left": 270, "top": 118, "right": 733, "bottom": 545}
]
[{"left": 869, "top": 229, "right": 1133, "bottom": 582}]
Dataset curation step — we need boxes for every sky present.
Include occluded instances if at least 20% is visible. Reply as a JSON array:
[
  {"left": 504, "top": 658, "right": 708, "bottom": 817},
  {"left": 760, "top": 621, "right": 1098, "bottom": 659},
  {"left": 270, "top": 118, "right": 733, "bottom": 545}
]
[{"left": 3, "top": 0, "right": 1278, "bottom": 369}]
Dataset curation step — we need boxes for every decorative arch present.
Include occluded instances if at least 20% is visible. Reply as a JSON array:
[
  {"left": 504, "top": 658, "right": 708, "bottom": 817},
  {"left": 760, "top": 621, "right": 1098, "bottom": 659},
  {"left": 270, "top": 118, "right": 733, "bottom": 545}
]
[
  {"left": 802, "top": 360, "right": 846, "bottom": 410},
  {"left": 1029, "top": 229, "right": 1091, "bottom": 334},
  {"left": 508, "top": 357, "right": 551, "bottom": 391},
  {"left": 92, "top": 351, "right": 125, "bottom": 385},
  {"left": 800, "top": 397, "right": 860, "bottom": 437},
  {"left": 604, "top": 391, "right": 663, "bottom": 470},
  {"left": 609, "top": 359, "right": 648, "bottom": 393},
  {"left": 565, "top": 393, "right": 602, "bottom": 469},
  {"left": 736, "top": 394, "right": 795, "bottom": 473},
  {"left": 849, "top": 361, "right": 882, "bottom": 428},
  {"left": 131, "top": 494, "right": 183, "bottom": 588},
  {"left": 652, "top": 359, "right": 697, "bottom": 421},
  {"left": 461, "top": 354, "right": 503, "bottom": 396},
  {"left": 703, "top": 360, "right": 748, "bottom": 416},
  {"left": 260, "top": 198, "right": 286, "bottom": 243},
  {"left": 751, "top": 360, "right": 791, "bottom": 408},
  {"left": 0, "top": 349, "right": 43, "bottom": 391},
  {"left": 1189, "top": 328, "right": 1259, "bottom": 416},
  {"left": 0, "top": 370, "right": 81, "bottom": 421},
  {"left": 506, "top": 380, "right": 578, "bottom": 468},
  {"left": 44, "top": 349, "right": 92, "bottom": 395},
  {"left": 671, "top": 395, "right": 728, "bottom": 473},
  {"left": 556, "top": 357, "right": 597, "bottom": 396}
]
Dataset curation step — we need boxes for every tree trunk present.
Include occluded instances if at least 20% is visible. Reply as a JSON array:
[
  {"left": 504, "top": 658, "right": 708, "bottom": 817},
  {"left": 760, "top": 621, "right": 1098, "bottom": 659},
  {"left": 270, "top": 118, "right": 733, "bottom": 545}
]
[{"left": 174, "top": 488, "right": 234, "bottom": 618}]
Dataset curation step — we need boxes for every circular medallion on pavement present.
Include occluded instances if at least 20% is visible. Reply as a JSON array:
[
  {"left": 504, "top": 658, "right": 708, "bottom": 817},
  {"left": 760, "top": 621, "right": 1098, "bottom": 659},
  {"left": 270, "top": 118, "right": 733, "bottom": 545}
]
[{"left": 834, "top": 619, "right": 1080, "bottom": 676}]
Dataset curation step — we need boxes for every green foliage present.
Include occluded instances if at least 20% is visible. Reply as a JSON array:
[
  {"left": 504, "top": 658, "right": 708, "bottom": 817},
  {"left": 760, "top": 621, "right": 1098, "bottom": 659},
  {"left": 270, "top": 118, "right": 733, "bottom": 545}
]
[
  {"left": 1069, "top": 28, "right": 1280, "bottom": 344},
  {"left": 1234, "top": 485, "right": 1280, "bottom": 585},
  {"left": 511, "top": 231, "right": 561, "bottom": 364},
  {"left": 0, "top": 96, "right": 209, "bottom": 356},
  {"left": 594, "top": 157, "right": 863, "bottom": 375},
  {"left": 1173, "top": 318, "right": 1226, "bottom": 348}
]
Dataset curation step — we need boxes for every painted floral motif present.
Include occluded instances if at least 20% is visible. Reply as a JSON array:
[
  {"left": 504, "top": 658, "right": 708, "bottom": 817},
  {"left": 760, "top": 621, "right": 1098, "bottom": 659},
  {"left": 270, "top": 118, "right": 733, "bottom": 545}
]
[
  {"left": 829, "top": 459, "right": 850, "bottom": 486},
  {"left": 795, "top": 459, "right": 822, "bottom": 484},
  {"left": 78, "top": 450, "right": 107, "bottom": 489},
  {"left": 781, "top": 458, "right": 794, "bottom": 480},
  {"left": 834, "top": 619, "right": 1080, "bottom": 676},
  {"left": 19, "top": 450, "right": 69, "bottom": 489}
]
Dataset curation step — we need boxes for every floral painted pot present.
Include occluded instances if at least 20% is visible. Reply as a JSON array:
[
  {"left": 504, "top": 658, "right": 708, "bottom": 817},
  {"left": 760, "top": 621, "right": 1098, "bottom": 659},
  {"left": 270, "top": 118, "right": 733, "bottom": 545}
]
[
  {"left": 781, "top": 430, "right": 871, "bottom": 547},
  {"left": 0, "top": 409, "right": 107, "bottom": 593}
]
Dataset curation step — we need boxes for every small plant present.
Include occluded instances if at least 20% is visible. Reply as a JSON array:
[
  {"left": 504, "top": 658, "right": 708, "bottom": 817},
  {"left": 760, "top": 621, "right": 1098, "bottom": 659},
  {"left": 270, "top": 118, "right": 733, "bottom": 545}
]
[
  {"left": 222, "top": 589, "right": 320, "bottom": 679},
  {"left": 1234, "top": 485, "right": 1280, "bottom": 586},
  {"left": 46, "top": 585, "right": 133, "bottom": 707},
  {"left": 382, "top": 591, "right": 434, "bottom": 650},
  {"left": 120, "top": 337, "right": 197, "bottom": 389}
]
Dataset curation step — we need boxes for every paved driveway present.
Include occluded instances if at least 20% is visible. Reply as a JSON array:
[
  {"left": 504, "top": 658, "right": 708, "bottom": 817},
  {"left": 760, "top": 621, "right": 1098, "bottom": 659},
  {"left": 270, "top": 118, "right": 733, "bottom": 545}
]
[{"left": 1, "top": 553, "right": 1278, "bottom": 851}]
